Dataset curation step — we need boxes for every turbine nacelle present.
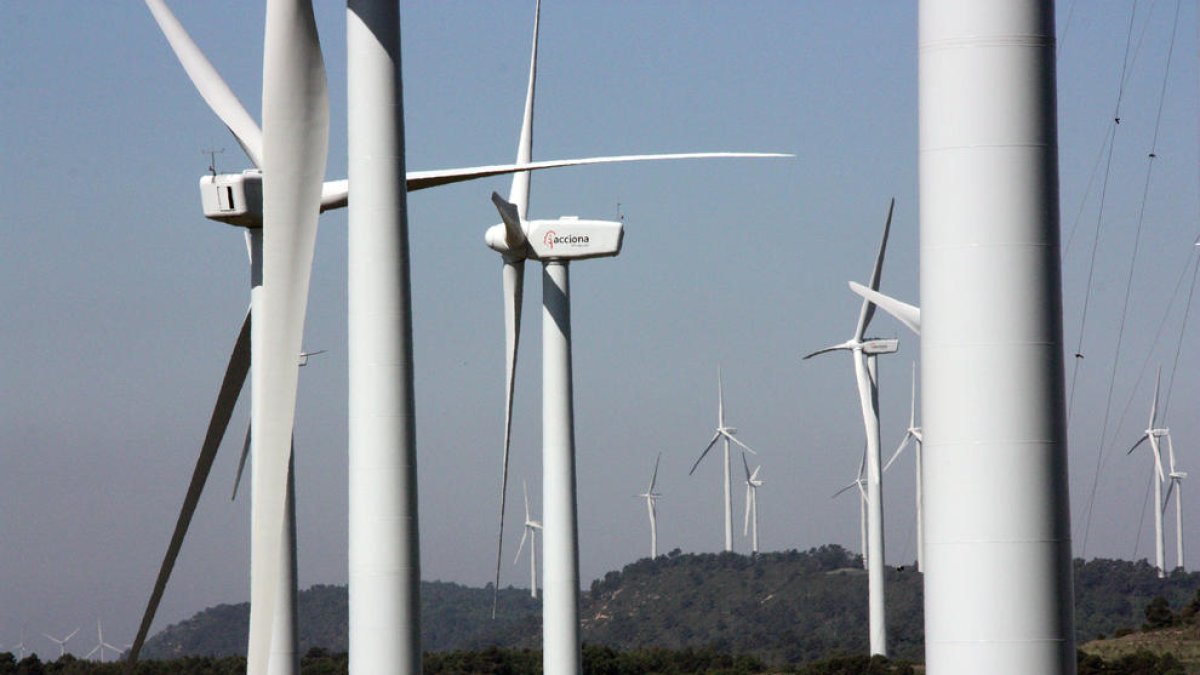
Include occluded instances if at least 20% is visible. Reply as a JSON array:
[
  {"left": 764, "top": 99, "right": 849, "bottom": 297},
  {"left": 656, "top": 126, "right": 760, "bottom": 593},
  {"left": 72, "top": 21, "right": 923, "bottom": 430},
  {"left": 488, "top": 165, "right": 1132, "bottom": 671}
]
[
  {"left": 200, "top": 171, "right": 263, "bottom": 228},
  {"left": 485, "top": 215, "right": 624, "bottom": 261},
  {"left": 861, "top": 338, "right": 899, "bottom": 355}
]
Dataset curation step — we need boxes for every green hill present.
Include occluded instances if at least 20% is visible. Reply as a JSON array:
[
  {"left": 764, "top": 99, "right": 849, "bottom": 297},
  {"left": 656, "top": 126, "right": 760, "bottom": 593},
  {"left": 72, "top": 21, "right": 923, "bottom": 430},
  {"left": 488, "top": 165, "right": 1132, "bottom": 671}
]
[{"left": 140, "top": 547, "right": 1200, "bottom": 666}]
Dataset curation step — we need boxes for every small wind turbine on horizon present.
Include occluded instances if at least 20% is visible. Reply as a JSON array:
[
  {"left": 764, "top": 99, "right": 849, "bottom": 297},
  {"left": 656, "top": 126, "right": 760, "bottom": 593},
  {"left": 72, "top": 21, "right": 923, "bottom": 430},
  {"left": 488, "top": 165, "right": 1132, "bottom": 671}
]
[
  {"left": 741, "top": 453, "right": 763, "bottom": 555},
  {"left": 12, "top": 629, "right": 26, "bottom": 660},
  {"left": 805, "top": 198, "right": 899, "bottom": 656},
  {"left": 513, "top": 481, "right": 543, "bottom": 599},
  {"left": 883, "top": 362, "right": 923, "bottom": 572},
  {"left": 1128, "top": 368, "right": 1170, "bottom": 578},
  {"left": 638, "top": 453, "right": 664, "bottom": 560},
  {"left": 689, "top": 368, "right": 759, "bottom": 553},
  {"left": 85, "top": 620, "right": 121, "bottom": 663},
  {"left": 833, "top": 449, "right": 870, "bottom": 569},
  {"left": 43, "top": 627, "right": 80, "bottom": 658}
]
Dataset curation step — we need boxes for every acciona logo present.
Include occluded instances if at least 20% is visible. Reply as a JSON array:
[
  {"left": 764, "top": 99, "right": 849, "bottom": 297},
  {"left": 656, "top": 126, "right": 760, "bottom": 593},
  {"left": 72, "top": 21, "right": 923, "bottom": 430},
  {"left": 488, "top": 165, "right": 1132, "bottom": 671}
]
[{"left": 542, "top": 230, "right": 590, "bottom": 249}]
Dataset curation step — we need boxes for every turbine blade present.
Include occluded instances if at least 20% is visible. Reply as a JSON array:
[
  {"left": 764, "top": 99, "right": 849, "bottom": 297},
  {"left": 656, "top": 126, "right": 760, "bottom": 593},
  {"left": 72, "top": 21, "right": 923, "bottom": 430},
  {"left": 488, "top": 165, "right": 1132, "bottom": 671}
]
[
  {"left": 492, "top": 258, "right": 524, "bottom": 618},
  {"left": 744, "top": 484, "right": 752, "bottom": 536},
  {"left": 1151, "top": 367, "right": 1162, "bottom": 428},
  {"left": 129, "top": 312, "right": 250, "bottom": 663},
  {"left": 508, "top": 0, "right": 540, "bottom": 219},
  {"left": 144, "top": 0, "right": 264, "bottom": 168},
  {"left": 850, "top": 281, "right": 921, "bottom": 336},
  {"left": 1164, "top": 479, "right": 1176, "bottom": 509},
  {"left": 1166, "top": 434, "right": 1178, "bottom": 473},
  {"left": 66, "top": 628, "right": 80, "bottom": 642},
  {"left": 718, "top": 367, "right": 725, "bottom": 427},
  {"left": 883, "top": 434, "right": 912, "bottom": 473},
  {"left": 248, "top": 1, "right": 329, "bottom": 672},
  {"left": 320, "top": 150, "right": 794, "bottom": 213},
  {"left": 909, "top": 361, "right": 918, "bottom": 427},
  {"left": 1128, "top": 434, "right": 1148, "bottom": 455},
  {"left": 689, "top": 432, "right": 722, "bottom": 475},
  {"left": 231, "top": 423, "right": 251, "bottom": 501},
  {"left": 741, "top": 451, "right": 752, "bottom": 482},
  {"left": 724, "top": 431, "right": 758, "bottom": 456},
  {"left": 514, "top": 527, "right": 529, "bottom": 565},
  {"left": 831, "top": 480, "right": 859, "bottom": 499},
  {"left": 855, "top": 197, "right": 895, "bottom": 340},
  {"left": 523, "top": 480, "right": 531, "bottom": 522},
  {"left": 649, "top": 452, "right": 661, "bottom": 493},
  {"left": 492, "top": 193, "right": 527, "bottom": 249},
  {"left": 404, "top": 152, "right": 792, "bottom": 192},
  {"left": 803, "top": 341, "right": 852, "bottom": 360}
]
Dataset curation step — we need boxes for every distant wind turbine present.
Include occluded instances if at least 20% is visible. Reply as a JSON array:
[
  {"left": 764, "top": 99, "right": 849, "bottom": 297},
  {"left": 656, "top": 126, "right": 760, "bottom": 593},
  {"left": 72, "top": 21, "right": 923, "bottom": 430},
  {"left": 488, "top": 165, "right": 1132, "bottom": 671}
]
[
  {"left": 741, "top": 454, "right": 763, "bottom": 554},
  {"left": 805, "top": 199, "right": 899, "bottom": 656},
  {"left": 1162, "top": 430, "right": 1186, "bottom": 571},
  {"left": 12, "top": 629, "right": 26, "bottom": 660},
  {"left": 1128, "top": 369, "right": 1170, "bottom": 578},
  {"left": 638, "top": 453, "right": 663, "bottom": 560},
  {"left": 882, "top": 362, "right": 923, "bottom": 572},
  {"left": 833, "top": 449, "right": 870, "bottom": 569},
  {"left": 689, "top": 368, "right": 759, "bottom": 552},
  {"left": 513, "top": 481, "right": 543, "bottom": 599},
  {"left": 85, "top": 620, "right": 121, "bottom": 662},
  {"left": 42, "top": 627, "right": 79, "bottom": 658}
]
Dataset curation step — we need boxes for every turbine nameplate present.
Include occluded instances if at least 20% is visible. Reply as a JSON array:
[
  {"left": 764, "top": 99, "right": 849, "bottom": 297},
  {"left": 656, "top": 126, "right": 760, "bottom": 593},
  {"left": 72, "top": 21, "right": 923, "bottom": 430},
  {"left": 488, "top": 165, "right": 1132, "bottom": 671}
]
[{"left": 527, "top": 217, "right": 622, "bottom": 260}]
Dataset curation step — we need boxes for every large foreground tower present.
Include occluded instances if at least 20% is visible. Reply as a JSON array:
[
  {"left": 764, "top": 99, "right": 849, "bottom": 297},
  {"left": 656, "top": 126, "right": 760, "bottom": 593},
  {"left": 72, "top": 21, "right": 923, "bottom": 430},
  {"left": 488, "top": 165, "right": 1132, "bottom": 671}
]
[{"left": 918, "top": 1, "right": 1076, "bottom": 672}]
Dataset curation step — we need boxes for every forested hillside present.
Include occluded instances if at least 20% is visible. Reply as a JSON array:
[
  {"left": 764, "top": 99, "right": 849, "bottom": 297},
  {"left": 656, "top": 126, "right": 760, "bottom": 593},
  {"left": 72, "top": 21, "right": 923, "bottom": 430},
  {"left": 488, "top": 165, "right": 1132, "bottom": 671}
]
[{"left": 139, "top": 547, "right": 1200, "bottom": 666}]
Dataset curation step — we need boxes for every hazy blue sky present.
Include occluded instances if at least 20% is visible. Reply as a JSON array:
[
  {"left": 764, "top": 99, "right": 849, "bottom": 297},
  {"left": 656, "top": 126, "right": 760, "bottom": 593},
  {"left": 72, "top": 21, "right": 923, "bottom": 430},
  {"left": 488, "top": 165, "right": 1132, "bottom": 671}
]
[{"left": 2, "top": 1, "right": 1198, "bottom": 658}]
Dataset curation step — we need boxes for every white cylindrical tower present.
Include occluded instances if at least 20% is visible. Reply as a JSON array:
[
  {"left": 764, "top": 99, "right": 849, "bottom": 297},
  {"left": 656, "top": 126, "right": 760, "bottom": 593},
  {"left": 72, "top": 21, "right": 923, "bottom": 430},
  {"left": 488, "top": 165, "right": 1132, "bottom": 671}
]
[
  {"left": 919, "top": 1, "right": 1075, "bottom": 671},
  {"left": 542, "top": 261, "right": 581, "bottom": 674},
  {"left": 347, "top": 1, "right": 421, "bottom": 672},
  {"left": 857, "top": 352, "right": 887, "bottom": 655}
]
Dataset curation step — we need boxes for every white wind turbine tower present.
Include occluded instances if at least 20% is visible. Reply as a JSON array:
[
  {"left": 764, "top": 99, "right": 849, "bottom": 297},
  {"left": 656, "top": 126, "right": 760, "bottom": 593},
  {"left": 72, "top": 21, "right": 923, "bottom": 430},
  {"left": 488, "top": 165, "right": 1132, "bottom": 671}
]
[
  {"left": 741, "top": 454, "right": 763, "bottom": 555},
  {"left": 804, "top": 199, "right": 898, "bottom": 656},
  {"left": 689, "top": 369, "right": 759, "bottom": 553},
  {"left": 86, "top": 620, "right": 121, "bottom": 662},
  {"left": 1163, "top": 432, "right": 1187, "bottom": 571},
  {"left": 883, "top": 362, "right": 923, "bottom": 572},
  {"left": 1128, "top": 369, "right": 1170, "bottom": 578},
  {"left": 638, "top": 453, "right": 664, "bottom": 560},
  {"left": 480, "top": 4, "right": 786, "bottom": 672},
  {"left": 43, "top": 628, "right": 80, "bottom": 658},
  {"left": 832, "top": 450, "right": 870, "bottom": 569},
  {"left": 514, "top": 481, "right": 543, "bottom": 598}
]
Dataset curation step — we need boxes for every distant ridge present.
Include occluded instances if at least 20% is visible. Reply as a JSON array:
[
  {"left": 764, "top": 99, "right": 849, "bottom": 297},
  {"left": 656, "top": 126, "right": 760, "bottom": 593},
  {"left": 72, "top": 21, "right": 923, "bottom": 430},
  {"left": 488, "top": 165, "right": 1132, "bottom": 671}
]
[{"left": 141, "top": 547, "right": 1200, "bottom": 665}]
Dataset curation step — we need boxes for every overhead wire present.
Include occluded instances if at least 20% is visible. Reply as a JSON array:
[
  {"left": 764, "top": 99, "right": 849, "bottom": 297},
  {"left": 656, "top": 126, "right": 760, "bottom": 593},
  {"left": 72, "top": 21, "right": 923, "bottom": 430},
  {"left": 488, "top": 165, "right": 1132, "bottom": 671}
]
[
  {"left": 1079, "top": 0, "right": 1184, "bottom": 556},
  {"left": 1067, "top": 1, "right": 1140, "bottom": 432}
]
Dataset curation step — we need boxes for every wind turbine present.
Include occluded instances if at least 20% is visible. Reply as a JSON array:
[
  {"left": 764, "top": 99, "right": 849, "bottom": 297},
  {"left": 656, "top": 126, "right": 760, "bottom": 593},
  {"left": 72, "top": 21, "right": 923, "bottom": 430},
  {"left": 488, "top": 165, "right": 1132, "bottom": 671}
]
[
  {"left": 833, "top": 449, "right": 870, "bottom": 569},
  {"left": 638, "top": 453, "right": 663, "bottom": 560},
  {"left": 86, "top": 620, "right": 121, "bottom": 662},
  {"left": 513, "top": 481, "right": 543, "bottom": 598},
  {"left": 141, "top": 3, "right": 783, "bottom": 671},
  {"left": 479, "top": 4, "right": 786, "bottom": 672},
  {"left": 882, "top": 362, "right": 923, "bottom": 572},
  {"left": 42, "top": 628, "right": 79, "bottom": 658},
  {"left": 12, "top": 629, "right": 26, "bottom": 660},
  {"left": 1163, "top": 433, "right": 1187, "bottom": 571},
  {"left": 804, "top": 198, "right": 897, "bottom": 656},
  {"left": 741, "top": 453, "right": 763, "bottom": 555},
  {"left": 689, "top": 369, "right": 759, "bottom": 552},
  {"left": 1128, "top": 369, "right": 1169, "bottom": 578}
]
